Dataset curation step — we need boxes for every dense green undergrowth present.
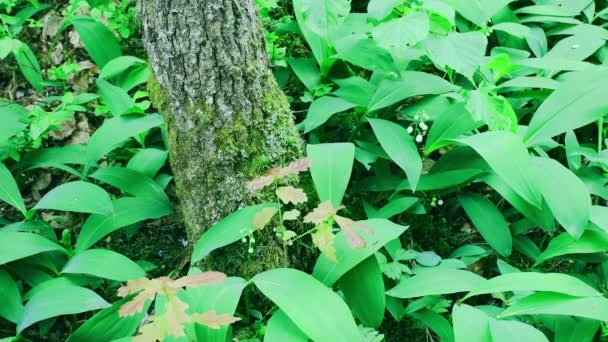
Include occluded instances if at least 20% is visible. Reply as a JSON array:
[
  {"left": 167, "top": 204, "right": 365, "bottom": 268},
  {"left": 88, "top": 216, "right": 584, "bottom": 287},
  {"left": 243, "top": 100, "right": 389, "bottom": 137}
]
[{"left": 1, "top": 0, "right": 608, "bottom": 341}]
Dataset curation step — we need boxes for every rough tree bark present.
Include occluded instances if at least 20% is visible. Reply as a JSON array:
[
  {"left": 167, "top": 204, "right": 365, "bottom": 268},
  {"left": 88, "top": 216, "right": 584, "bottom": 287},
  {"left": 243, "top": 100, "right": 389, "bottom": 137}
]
[{"left": 138, "top": 0, "right": 303, "bottom": 276}]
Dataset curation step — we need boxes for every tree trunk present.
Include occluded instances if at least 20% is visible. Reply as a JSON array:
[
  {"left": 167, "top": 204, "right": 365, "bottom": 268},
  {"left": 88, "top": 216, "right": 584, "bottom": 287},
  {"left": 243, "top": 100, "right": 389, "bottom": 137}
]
[{"left": 138, "top": 0, "right": 303, "bottom": 276}]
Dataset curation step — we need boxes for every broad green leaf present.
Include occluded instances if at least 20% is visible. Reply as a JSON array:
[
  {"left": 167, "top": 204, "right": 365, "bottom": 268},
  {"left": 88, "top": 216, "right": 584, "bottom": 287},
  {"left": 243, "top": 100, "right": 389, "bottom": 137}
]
[
  {"left": 333, "top": 76, "right": 376, "bottom": 107},
  {"left": 191, "top": 203, "right": 278, "bottom": 262},
  {"left": 535, "top": 230, "right": 608, "bottom": 265},
  {"left": 96, "top": 79, "right": 134, "bottom": 117},
  {"left": 489, "top": 320, "right": 549, "bottom": 342},
  {"left": 482, "top": 172, "right": 554, "bottom": 232},
  {"left": 287, "top": 58, "right": 321, "bottom": 92},
  {"left": 71, "top": 16, "right": 121, "bottom": 68},
  {"left": 565, "top": 131, "right": 582, "bottom": 170},
  {"left": 423, "top": 31, "right": 488, "bottom": 80},
  {"left": 458, "top": 193, "right": 512, "bottom": 257},
  {"left": 452, "top": 304, "right": 492, "bottom": 342},
  {"left": 396, "top": 169, "right": 483, "bottom": 192},
  {"left": 554, "top": 317, "right": 600, "bottom": 342},
  {"left": 17, "top": 284, "right": 109, "bottom": 333},
  {"left": 180, "top": 276, "right": 247, "bottom": 342},
  {"left": 365, "top": 197, "right": 418, "bottom": 219},
  {"left": 455, "top": 131, "right": 542, "bottom": 207},
  {"left": 544, "top": 34, "right": 604, "bottom": 62},
  {"left": 369, "top": 119, "right": 422, "bottom": 191},
  {"left": 14, "top": 42, "right": 43, "bottom": 92},
  {"left": 367, "top": 0, "right": 402, "bottom": 20},
  {"left": 99, "top": 56, "right": 147, "bottom": 80},
  {"left": 463, "top": 272, "right": 601, "bottom": 300},
  {"left": 338, "top": 256, "right": 385, "bottom": 328},
  {"left": 62, "top": 249, "right": 145, "bottom": 281},
  {"left": 532, "top": 157, "right": 590, "bottom": 239},
  {"left": 466, "top": 90, "right": 517, "bottom": 132},
  {"left": 386, "top": 268, "right": 485, "bottom": 299},
  {"left": 66, "top": 295, "right": 150, "bottom": 342},
  {"left": 0, "top": 107, "right": 26, "bottom": 143},
  {"left": 313, "top": 219, "right": 407, "bottom": 286},
  {"left": 334, "top": 34, "right": 398, "bottom": 73},
  {"left": 22, "top": 276, "right": 93, "bottom": 301},
  {"left": 0, "top": 162, "right": 26, "bottom": 215},
  {"left": 492, "top": 22, "right": 531, "bottom": 38},
  {"left": 0, "top": 232, "right": 66, "bottom": 265},
  {"left": 410, "top": 310, "right": 455, "bottom": 342},
  {"left": 0, "top": 220, "right": 56, "bottom": 241},
  {"left": 304, "top": 96, "right": 357, "bottom": 133},
  {"left": 0, "top": 268, "right": 23, "bottom": 323},
  {"left": 368, "top": 72, "right": 459, "bottom": 112},
  {"left": 90, "top": 167, "right": 169, "bottom": 203},
  {"left": 127, "top": 148, "right": 167, "bottom": 178},
  {"left": 307, "top": 143, "right": 355, "bottom": 206},
  {"left": 524, "top": 69, "right": 608, "bottom": 146},
  {"left": 19, "top": 144, "right": 87, "bottom": 167},
  {"left": 425, "top": 103, "right": 480, "bottom": 154},
  {"left": 499, "top": 292, "right": 608, "bottom": 321},
  {"left": 34, "top": 181, "right": 113, "bottom": 215},
  {"left": 497, "top": 77, "right": 560, "bottom": 91},
  {"left": 371, "top": 13, "right": 429, "bottom": 66},
  {"left": 253, "top": 268, "right": 360, "bottom": 342},
  {"left": 265, "top": 310, "right": 308, "bottom": 342},
  {"left": 84, "top": 114, "right": 163, "bottom": 175}
]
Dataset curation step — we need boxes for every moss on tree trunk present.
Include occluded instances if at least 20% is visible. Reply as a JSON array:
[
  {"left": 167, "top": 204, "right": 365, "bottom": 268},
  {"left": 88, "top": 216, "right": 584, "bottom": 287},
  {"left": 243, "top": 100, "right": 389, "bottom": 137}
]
[{"left": 139, "top": 0, "right": 303, "bottom": 277}]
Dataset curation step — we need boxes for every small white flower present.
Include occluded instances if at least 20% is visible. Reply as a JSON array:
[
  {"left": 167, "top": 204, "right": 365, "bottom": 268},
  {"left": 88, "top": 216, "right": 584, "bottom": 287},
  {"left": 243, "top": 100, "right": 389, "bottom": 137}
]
[
  {"left": 248, "top": 247, "right": 254, "bottom": 254},
  {"left": 415, "top": 134, "right": 423, "bottom": 143},
  {"left": 407, "top": 126, "right": 414, "bottom": 134},
  {"left": 419, "top": 122, "right": 428, "bottom": 131},
  {"left": 414, "top": 114, "right": 420, "bottom": 120},
  {"left": 438, "top": 199, "right": 444, "bottom": 206}
]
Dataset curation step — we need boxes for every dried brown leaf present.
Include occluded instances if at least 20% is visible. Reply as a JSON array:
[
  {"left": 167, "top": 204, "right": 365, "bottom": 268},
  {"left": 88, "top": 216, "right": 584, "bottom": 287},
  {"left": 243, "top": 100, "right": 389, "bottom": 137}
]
[
  {"left": 191, "top": 310, "right": 241, "bottom": 329},
  {"left": 252, "top": 207, "right": 278, "bottom": 230},
  {"left": 281, "top": 230, "right": 297, "bottom": 241},
  {"left": 276, "top": 186, "right": 308, "bottom": 205},
  {"left": 171, "top": 271, "right": 226, "bottom": 289},
  {"left": 312, "top": 224, "right": 337, "bottom": 261},
  {"left": 283, "top": 209, "right": 300, "bottom": 221},
  {"left": 279, "top": 157, "right": 313, "bottom": 176},
  {"left": 246, "top": 175, "right": 274, "bottom": 191},
  {"left": 303, "top": 201, "right": 345, "bottom": 224}
]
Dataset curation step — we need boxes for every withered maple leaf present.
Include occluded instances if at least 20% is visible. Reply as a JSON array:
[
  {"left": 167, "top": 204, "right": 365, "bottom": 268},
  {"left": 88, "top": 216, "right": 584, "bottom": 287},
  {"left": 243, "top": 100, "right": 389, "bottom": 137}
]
[
  {"left": 252, "top": 207, "right": 278, "bottom": 230},
  {"left": 246, "top": 157, "right": 313, "bottom": 191},
  {"left": 283, "top": 209, "right": 300, "bottom": 221},
  {"left": 304, "top": 201, "right": 345, "bottom": 224},
  {"left": 334, "top": 215, "right": 373, "bottom": 249},
  {"left": 312, "top": 223, "right": 337, "bottom": 261},
  {"left": 191, "top": 310, "right": 241, "bottom": 329},
  {"left": 276, "top": 186, "right": 308, "bottom": 204}
]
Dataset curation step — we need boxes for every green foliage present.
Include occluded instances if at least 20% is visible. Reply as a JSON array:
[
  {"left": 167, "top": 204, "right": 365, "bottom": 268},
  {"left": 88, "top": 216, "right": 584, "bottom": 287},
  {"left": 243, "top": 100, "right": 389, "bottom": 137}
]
[{"left": 2, "top": 0, "right": 608, "bottom": 340}]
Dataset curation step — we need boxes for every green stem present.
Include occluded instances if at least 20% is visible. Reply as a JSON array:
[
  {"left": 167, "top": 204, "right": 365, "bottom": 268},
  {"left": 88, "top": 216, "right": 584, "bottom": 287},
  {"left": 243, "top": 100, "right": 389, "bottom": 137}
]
[{"left": 598, "top": 116, "right": 604, "bottom": 153}]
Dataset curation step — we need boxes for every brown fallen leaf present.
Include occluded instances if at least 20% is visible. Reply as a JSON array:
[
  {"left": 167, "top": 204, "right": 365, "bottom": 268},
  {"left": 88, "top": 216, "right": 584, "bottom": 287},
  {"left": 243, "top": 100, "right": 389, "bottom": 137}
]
[
  {"left": 171, "top": 271, "right": 226, "bottom": 289},
  {"left": 304, "top": 201, "right": 345, "bottom": 224},
  {"left": 191, "top": 310, "right": 241, "bottom": 329},
  {"left": 252, "top": 207, "right": 278, "bottom": 230},
  {"left": 283, "top": 209, "right": 300, "bottom": 221},
  {"left": 276, "top": 186, "right": 307, "bottom": 204}
]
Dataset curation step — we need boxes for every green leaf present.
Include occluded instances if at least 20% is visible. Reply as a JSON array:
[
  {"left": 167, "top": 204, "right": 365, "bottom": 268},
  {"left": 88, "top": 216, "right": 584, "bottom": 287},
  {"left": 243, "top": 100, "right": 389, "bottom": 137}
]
[
  {"left": 337, "top": 256, "right": 385, "bottom": 328},
  {"left": 369, "top": 118, "right": 422, "bottom": 191},
  {"left": 0, "top": 162, "right": 26, "bottom": 215},
  {"left": 545, "top": 34, "right": 604, "bottom": 62},
  {"left": 396, "top": 169, "right": 483, "bottom": 192},
  {"left": 90, "top": 167, "right": 169, "bottom": 203},
  {"left": 463, "top": 272, "right": 601, "bottom": 300},
  {"left": 307, "top": 143, "right": 355, "bottom": 206},
  {"left": 180, "top": 276, "right": 247, "bottom": 342},
  {"left": 410, "top": 310, "right": 454, "bottom": 342},
  {"left": 458, "top": 193, "right": 512, "bottom": 257},
  {"left": 466, "top": 90, "right": 517, "bottom": 132},
  {"left": 96, "top": 79, "right": 134, "bottom": 117},
  {"left": 499, "top": 292, "right": 608, "bottom": 321},
  {"left": 454, "top": 131, "right": 542, "bottom": 207},
  {"left": 71, "top": 16, "right": 121, "bottom": 68},
  {"left": 425, "top": 103, "right": 481, "bottom": 154},
  {"left": 0, "top": 232, "right": 66, "bottom": 265},
  {"left": 386, "top": 268, "right": 485, "bottom": 299},
  {"left": 423, "top": 31, "right": 488, "bottom": 80},
  {"left": 532, "top": 157, "right": 590, "bottom": 239},
  {"left": 367, "top": 0, "right": 402, "bottom": 20},
  {"left": 368, "top": 72, "right": 459, "bottom": 112},
  {"left": 75, "top": 197, "right": 172, "bottom": 253},
  {"left": 287, "top": 58, "right": 321, "bottom": 92},
  {"left": 85, "top": 114, "right": 163, "bottom": 175},
  {"left": 535, "top": 230, "right": 608, "bottom": 265},
  {"left": 0, "top": 268, "right": 23, "bottom": 323},
  {"left": 371, "top": 13, "right": 429, "bottom": 66},
  {"left": 62, "top": 249, "right": 145, "bottom": 281},
  {"left": 554, "top": 317, "right": 600, "bottom": 342},
  {"left": 497, "top": 77, "right": 560, "bottom": 91},
  {"left": 14, "top": 42, "right": 43, "bottom": 92},
  {"left": 34, "top": 181, "right": 113, "bottom": 215},
  {"left": 524, "top": 69, "right": 608, "bottom": 146},
  {"left": 333, "top": 76, "right": 376, "bottom": 107},
  {"left": 489, "top": 320, "right": 549, "bottom": 342},
  {"left": 17, "top": 284, "right": 109, "bottom": 334},
  {"left": 99, "top": 56, "right": 146, "bottom": 80},
  {"left": 334, "top": 34, "right": 398, "bottom": 73},
  {"left": 313, "top": 219, "right": 407, "bottom": 286},
  {"left": 492, "top": 22, "right": 531, "bottom": 38},
  {"left": 191, "top": 203, "right": 279, "bottom": 263},
  {"left": 253, "top": 268, "right": 360, "bottom": 341},
  {"left": 127, "top": 148, "right": 167, "bottom": 178},
  {"left": 304, "top": 96, "right": 357, "bottom": 133},
  {"left": 67, "top": 295, "right": 150, "bottom": 342},
  {"left": 265, "top": 310, "right": 308, "bottom": 342},
  {"left": 452, "top": 304, "right": 492, "bottom": 342},
  {"left": 19, "top": 145, "right": 87, "bottom": 167}
]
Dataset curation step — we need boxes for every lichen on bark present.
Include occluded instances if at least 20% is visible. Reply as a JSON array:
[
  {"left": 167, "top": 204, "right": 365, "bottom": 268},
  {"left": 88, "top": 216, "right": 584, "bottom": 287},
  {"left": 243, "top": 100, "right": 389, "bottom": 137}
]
[{"left": 139, "top": 0, "right": 304, "bottom": 276}]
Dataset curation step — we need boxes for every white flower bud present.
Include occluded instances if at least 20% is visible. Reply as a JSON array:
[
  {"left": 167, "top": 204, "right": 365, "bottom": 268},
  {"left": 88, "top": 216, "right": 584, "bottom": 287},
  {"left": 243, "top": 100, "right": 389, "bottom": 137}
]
[
  {"left": 407, "top": 126, "right": 414, "bottom": 134},
  {"left": 415, "top": 134, "right": 423, "bottom": 143},
  {"left": 438, "top": 199, "right": 444, "bottom": 206}
]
